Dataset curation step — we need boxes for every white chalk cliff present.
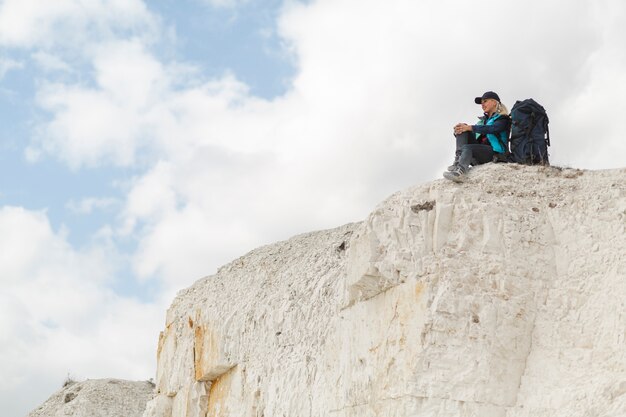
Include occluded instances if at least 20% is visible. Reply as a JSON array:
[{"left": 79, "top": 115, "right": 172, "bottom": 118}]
[
  {"left": 28, "top": 165, "right": 626, "bottom": 417},
  {"left": 141, "top": 164, "right": 626, "bottom": 417}
]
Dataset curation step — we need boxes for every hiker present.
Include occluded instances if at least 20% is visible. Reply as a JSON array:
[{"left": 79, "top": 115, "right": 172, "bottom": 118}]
[{"left": 444, "top": 91, "right": 511, "bottom": 182}]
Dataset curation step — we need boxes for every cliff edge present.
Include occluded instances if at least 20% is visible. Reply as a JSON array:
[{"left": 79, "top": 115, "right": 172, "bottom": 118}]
[
  {"left": 30, "top": 164, "right": 624, "bottom": 417},
  {"left": 144, "top": 164, "right": 626, "bottom": 417},
  {"left": 140, "top": 164, "right": 626, "bottom": 417}
]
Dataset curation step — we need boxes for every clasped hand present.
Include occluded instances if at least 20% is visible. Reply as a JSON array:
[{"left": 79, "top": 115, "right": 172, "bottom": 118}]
[{"left": 453, "top": 123, "right": 472, "bottom": 135}]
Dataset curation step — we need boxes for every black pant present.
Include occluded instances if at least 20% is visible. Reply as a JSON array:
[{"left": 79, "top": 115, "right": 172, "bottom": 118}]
[{"left": 455, "top": 132, "right": 493, "bottom": 170}]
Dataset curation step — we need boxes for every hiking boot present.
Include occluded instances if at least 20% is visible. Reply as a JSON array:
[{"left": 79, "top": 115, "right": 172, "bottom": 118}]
[
  {"left": 443, "top": 166, "right": 467, "bottom": 183},
  {"left": 447, "top": 151, "right": 461, "bottom": 171}
]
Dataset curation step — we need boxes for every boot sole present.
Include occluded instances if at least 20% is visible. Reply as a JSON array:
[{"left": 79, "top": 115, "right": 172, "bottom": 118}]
[{"left": 443, "top": 171, "right": 466, "bottom": 183}]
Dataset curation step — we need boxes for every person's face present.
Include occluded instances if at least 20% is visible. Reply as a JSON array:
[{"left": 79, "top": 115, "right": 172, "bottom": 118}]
[{"left": 481, "top": 98, "right": 498, "bottom": 114}]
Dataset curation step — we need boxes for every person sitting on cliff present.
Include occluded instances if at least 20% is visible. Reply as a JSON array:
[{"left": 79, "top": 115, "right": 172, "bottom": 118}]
[{"left": 444, "top": 91, "right": 511, "bottom": 182}]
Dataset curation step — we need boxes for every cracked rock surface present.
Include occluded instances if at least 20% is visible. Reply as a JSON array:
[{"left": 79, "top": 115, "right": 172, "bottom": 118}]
[
  {"left": 49, "top": 164, "right": 618, "bottom": 417},
  {"left": 146, "top": 165, "right": 626, "bottom": 417}
]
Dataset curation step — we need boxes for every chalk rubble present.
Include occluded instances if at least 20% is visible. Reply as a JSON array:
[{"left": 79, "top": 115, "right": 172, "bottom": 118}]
[{"left": 28, "top": 379, "right": 154, "bottom": 417}]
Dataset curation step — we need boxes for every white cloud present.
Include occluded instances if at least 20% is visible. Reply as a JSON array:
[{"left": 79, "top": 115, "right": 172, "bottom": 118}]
[
  {"left": 31, "top": 51, "right": 72, "bottom": 73},
  {"left": 119, "top": 161, "right": 178, "bottom": 235},
  {"left": 66, "top": 197, "right": 118, "bottom": 214},
  {"left": 200, "top": 0, "right": 248, "bottom": 9},
  {"left": 0, "top": 0, "right": 156, "bottom": 49},
  {"left": 0, "top": 206, "right": 163, "bottom": 417},
  {"left": 0, "top": 57, "right": 22, "bottom": 79},
  {"left": 30, "top": 40, "right": 168, "bottom": 168},
  {"left": 551, "top": 0, "right": 626, "bottom": 168}
]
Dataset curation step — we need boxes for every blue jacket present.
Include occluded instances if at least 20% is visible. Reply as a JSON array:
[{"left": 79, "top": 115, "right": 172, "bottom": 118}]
[{"left": 473, "top": 113, "right": 511, "bottom": 154}]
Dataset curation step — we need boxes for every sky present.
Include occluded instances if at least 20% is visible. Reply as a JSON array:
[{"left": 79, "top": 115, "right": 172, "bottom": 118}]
[{"left": 0, "top": 0, "right": 625, "bottom": 415}]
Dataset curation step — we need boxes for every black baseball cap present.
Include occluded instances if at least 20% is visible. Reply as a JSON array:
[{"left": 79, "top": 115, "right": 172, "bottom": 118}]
[{"left": 474, "top": 91, "right": 500, "bottom": 104}]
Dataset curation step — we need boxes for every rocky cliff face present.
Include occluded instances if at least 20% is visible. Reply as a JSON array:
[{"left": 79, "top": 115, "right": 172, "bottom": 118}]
[
  {"left": 26, "top": 166, "right": 625, "bottom": 417},
  {"left": 143, "top": 164, "right": 626, "bottom": 417},
  {"left": 23, "top": 164, "right": 622, "bottom": 417}
]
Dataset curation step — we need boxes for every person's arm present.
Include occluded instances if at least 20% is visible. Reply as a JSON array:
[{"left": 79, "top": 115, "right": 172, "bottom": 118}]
[{"left": 471, "top": 117, "right": 509, "bottom": 135}]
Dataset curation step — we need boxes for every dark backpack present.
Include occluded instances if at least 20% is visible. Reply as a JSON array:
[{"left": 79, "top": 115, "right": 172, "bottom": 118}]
[{"left": 509, "top": 99, "right": 550, "bottom": 165}]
